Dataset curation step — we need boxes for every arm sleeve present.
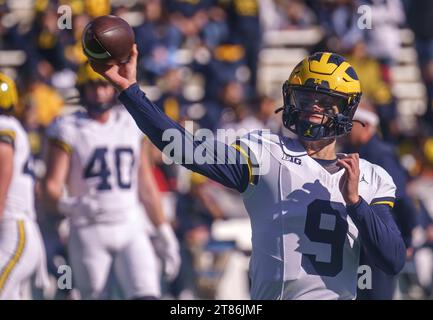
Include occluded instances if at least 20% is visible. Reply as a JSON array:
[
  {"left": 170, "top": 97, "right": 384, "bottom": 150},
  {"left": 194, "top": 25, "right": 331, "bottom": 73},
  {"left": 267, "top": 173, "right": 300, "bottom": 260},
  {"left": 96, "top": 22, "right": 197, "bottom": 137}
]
[
  {"left": 118, "top": 83, "right": 250, "bottom": 193},
  {"left": 347, "top": 198, "right": 406, "bottom": 275},
  {"left": 348, "top": 164, "right": 406, "bottom": 275},
  {"left": 374, "top": 152, "right": 418, "bottom": 248}
]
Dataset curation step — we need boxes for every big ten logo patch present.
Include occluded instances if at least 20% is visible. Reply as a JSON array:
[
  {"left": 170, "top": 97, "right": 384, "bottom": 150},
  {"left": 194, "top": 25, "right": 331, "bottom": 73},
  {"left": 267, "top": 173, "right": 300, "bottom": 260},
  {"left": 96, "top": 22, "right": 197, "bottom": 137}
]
[{"left": 282, "top": 154, "right": 302, "bottom": 165}]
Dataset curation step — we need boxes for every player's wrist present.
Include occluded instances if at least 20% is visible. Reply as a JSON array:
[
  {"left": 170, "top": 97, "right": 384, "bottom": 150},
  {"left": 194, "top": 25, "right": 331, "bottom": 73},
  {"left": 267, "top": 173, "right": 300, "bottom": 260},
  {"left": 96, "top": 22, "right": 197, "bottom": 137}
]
[
  {"left": 117, "top": 80, "right": 137, "bottom": 92},
  {"left": 346, "top": 195, "right": 361, "bottom": 207},
  {"left": 114, "top": 80, "right": 137, "bottom": 92}
]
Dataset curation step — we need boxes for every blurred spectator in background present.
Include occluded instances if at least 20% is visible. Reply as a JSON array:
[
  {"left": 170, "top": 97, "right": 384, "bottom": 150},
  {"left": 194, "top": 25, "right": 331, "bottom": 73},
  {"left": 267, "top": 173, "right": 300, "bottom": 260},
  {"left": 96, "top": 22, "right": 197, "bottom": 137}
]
[
  {"left": 187, "top": 79, "right": 245, "bottom": 132},
  {"left": 276, "top": 0, "right": 316, "bottom": 30},
  {"left": 344, "top": 101, "right": 418, "bottom": 299},
  {"left": 134, "top": 0, "right": 181, "bottom": 83},
  {"left": 172, "top": 172, "right": 225, "bottom": 299},
  {"left": 14, "top": 76, "right": 64, "bottom": 162},
  {"left": 406, "top": 0, "right": 433, "bottom": 130},
  {"left": 359, "top": 0, "right": 405, "bottom": 107},
  {"left": 217, "top": 81, "right": 247, "bottom": 127},
  {"left": 311, "top": 0, "right": 362, "bottom": 53},
  {"left": 0, "top": 4, "right": 23, "bottom": 50},
  {"left": 344, "top": 41, "right": 398, "bottom": 142},
  {"left": 18, "top": 77, "right": 64, "bottom": 129},
  {"left": 25, "top": 3, "right": 70, "bottom": 81},
  {"left": 364, "top": 0, "right": 405, "bottom": 64},
  {"left": 259, "top": 0, "right": 316, "bottom": 32},
  {"left": 220, "top": 0, "right": 261, "bottom": 91},
  {"left": 149, "top": 142, "right": 178, "bottom": 203},
  {"left": 202, "top": 3, "right": 229, "bottom": 49},
  {"left": 196, "top": 41, "right": 248, "bottom": 101},
  {"left": 63, "top": 12, "right": 91, "bottom": 68},
  {"left": 218, "top": 88, "right": 281, "bottom": 144},
  {"left": 362, "top": 0, "right": 405, "bottom": 67},
  {"left": 155, "top": 68, "right": 189, "bottom": 122},
  {"left": 166, "top": 0, "right": 229, "bottom": 50},
  {"left": 252, "top": 95, "right": 280, "bottom": 134},
  {"left": 407, "top": 137, "right": 433, "bottom": 298},
  {"left": 311, "top": 0, "right": 404, "bottom": 70}
]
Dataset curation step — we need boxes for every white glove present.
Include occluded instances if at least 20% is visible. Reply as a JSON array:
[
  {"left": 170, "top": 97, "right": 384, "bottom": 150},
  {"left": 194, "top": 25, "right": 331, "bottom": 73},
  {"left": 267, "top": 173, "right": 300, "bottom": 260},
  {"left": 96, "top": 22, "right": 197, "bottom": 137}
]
[
  {"left": 58, "top": 196, "right": 102, "bottom": 220},
  {"left": 155, "top": 223, "right": 181, "bottom": 281}
]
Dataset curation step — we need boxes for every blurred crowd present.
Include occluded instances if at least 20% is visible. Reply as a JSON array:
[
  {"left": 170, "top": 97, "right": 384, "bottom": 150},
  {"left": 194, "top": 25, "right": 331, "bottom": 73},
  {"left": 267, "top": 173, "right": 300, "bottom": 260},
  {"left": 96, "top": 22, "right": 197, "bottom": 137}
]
[{"left": 2, "top": 0, "right": 433, "bottom": 299}]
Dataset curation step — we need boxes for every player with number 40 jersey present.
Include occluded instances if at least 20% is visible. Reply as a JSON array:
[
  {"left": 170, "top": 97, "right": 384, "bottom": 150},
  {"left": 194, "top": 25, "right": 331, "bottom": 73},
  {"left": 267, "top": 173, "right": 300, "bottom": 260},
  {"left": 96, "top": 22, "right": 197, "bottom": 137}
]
[
  {"left": 47, "top": 106, "right": 144, "bottom": 224},
  {"left": 44, "top": 64, "right": 180, "bottom": 300}
]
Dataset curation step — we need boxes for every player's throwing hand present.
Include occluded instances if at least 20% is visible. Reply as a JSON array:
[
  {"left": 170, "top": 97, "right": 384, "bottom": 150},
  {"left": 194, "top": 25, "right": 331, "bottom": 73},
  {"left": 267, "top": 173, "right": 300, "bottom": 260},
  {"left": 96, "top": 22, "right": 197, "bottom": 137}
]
[
  {"left": 337, "top": 153, "right": 360, "bottom": 206},
  {"left": 90, "top": 44, "right": 138, "bottom": 91}
]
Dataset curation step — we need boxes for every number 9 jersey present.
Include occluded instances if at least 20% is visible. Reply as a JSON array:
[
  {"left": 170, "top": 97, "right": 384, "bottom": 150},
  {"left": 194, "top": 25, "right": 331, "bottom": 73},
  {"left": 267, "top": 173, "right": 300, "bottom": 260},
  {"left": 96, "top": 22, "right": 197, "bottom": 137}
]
[
  {"left": 236, "top": 130, "right": 396, "bottom": 300},
  {"left": 47, "top": 107, "right": 145, "bottom": 224}
]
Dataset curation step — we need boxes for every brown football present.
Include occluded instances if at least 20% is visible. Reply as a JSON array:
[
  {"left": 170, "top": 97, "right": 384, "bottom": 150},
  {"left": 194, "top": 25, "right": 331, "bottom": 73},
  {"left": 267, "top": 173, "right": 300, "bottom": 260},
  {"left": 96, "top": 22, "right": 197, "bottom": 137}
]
[{"left": 82, "top": 15, "right": 134, "bottom": 65}]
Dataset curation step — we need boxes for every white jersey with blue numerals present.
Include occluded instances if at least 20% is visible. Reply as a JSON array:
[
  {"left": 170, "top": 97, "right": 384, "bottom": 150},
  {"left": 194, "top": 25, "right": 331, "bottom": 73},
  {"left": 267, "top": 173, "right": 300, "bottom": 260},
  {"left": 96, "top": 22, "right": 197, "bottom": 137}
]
[
  {"left": 47, "top": 108, "right": 161, "bottom": 299},
  {"left": 0, "top": 115, "right": 49, "bottom": 299},
  {"left": 47, "top": 107, "right": 144, "bottom": 225},
  {"left": 237, "top": 130, "right": 396, "bottom": 300},
  {"left": 0, "top": 115, "right": 35, "bottom": 221}
]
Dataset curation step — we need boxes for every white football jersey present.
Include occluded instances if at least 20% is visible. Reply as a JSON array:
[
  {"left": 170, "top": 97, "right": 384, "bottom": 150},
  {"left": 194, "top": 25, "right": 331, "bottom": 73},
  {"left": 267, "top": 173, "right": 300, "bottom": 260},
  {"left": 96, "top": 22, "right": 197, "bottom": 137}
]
[
  {"left": 47, "top": 107, "right": 144, "bottom": 224},
  {"left": 0, "top": 115, "right": 35, "bottom": 221},
  {"left": 237, "top": 130, "right": 396, "bottom": 300}
]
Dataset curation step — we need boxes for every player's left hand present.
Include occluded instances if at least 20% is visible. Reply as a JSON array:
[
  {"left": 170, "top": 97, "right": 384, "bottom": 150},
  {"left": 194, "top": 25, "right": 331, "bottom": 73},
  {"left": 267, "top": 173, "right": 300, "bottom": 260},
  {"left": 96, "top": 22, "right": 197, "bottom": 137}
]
[
  {"left": 337, "top": 153, "right": 360, "bottom": 206},
  {"left": 155, "top": 223, "right": 181, "bottom": 281}
]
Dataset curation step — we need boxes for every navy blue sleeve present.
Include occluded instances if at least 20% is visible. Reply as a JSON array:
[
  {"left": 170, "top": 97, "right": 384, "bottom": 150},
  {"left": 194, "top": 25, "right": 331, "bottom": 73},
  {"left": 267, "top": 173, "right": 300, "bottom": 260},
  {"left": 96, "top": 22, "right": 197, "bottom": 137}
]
[
  {"left": 347, "top": 197, "right": 406, "bottom": 275},
  {"left": 118, "top": 83, "right": 250, "bottom": 193},
  {"left": 369, "top": 146, "right": 418, "bottom": 248}
]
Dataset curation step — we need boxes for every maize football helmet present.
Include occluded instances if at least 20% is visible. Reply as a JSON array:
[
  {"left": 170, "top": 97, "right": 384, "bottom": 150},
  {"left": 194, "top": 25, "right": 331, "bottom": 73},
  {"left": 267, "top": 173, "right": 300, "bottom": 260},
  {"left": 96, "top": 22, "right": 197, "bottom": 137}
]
[
  {"left": 278, "top": 52, "right": 362, "bottom": 140},
  {"left": 0, "top": 73, "right": 18, "bottom": 113}
]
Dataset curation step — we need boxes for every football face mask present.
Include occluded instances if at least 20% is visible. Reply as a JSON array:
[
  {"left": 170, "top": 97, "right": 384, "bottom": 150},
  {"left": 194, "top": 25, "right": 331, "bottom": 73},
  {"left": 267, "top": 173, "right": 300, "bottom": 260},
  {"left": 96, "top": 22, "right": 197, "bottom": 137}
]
[
  {"left": 292, "top": 88, "right": 347, "bottom": 118},
  {"left": 282, "top": 86, "right": 355, "bottom": 141}
]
